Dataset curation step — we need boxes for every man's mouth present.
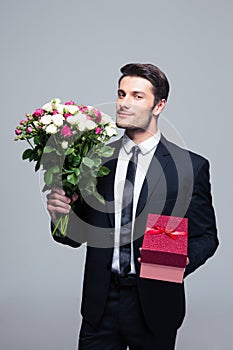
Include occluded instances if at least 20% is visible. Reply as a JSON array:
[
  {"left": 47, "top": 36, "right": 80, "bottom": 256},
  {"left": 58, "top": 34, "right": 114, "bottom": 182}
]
[{"left": 117, "top": 111, "right": 133, "bottom": 117}]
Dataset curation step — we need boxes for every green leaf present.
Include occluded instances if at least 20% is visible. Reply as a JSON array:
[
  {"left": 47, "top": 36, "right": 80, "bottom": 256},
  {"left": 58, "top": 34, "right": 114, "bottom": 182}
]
[
  {"left": 22, "top": 149, "right": 33, "bottom": 160},
  {"left": 65, "top": 148, "right": 74, "bottom": 156},
  {"left": 73, "top": 155, "right": 81, "bottom": 166},
  {"left": 90, "top": 169, "right": 98, "bottom": 177},
  {"left": 85, "top": 181, "right": 96, "bottom": 194},
  {"left": 44, "top": 170, "right": 53, "bottom": 186},
  {"left": 34, "top": 135, "right": 41, "bottom": 145},
  {"left": 93, "top": 158, "right": 102, "bottom": 167},
  {"left": 99, "top": 146, "right": 114, "bottom": 158},
  {"left": 67, "top": 173, "right": 78, "bottom": 185},
  {"left": 82, "top": 157, "right": 95, "bottom": 168},
  {"left": 51, "top": 165, "right": 60, "bottom": 174},
  {"left": 98, "top": 166, "right": 110, "bottom": 177},
  {"left": 93, "top": 191, "right": 105, "bottom": 205},
  {"left": 44, "top": 145, "right": 55, "bottom": 154},
  {"left": 82, "top": 143, "right": 89, "bottom": 157},
  {"left": 29, "top": 151, "right": 36, "bottom": 162},
  {"left": 74, "top": 168, "right": 80, "bottom": 177},
  {"left": 37, "top": 148, "right": 43, "bottom": 157}
]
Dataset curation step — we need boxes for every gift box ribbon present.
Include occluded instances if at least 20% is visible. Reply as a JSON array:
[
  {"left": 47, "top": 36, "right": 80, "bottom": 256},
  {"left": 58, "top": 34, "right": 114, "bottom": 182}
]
[{"left": 146, "top": 225, "right": 187, "bottom": 240}]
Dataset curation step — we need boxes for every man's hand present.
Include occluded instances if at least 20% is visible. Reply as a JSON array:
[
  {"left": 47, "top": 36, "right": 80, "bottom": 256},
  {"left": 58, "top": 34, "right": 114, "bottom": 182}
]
[{"left": 46, "top": 187, "right": 78, "bottom": 222}]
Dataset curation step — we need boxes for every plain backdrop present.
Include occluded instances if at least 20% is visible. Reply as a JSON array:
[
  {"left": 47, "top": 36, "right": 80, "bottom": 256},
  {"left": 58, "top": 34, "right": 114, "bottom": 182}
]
[{"left": 1, "top": 0, "right": 233, "bottom": 349}]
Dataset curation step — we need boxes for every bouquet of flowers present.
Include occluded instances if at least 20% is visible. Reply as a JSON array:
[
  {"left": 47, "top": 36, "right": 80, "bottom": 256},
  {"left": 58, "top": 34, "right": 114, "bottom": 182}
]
[{"left": 15, "top": 98, "right": 117, "bottom": 237}]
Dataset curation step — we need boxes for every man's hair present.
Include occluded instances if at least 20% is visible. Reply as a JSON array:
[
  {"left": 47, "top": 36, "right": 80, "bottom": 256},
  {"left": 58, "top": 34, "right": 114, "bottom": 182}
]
[{"left": 119, "top": 63, "right": 170, "bottom": 106}]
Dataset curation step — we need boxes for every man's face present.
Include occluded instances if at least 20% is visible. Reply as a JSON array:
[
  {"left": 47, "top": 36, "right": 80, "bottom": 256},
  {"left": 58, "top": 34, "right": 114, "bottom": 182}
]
[{"left": 116, "top": 76, "right": 156, "bottom": 132}]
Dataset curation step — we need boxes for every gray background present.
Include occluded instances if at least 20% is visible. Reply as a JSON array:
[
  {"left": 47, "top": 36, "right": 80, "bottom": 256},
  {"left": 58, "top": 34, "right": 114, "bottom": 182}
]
[{"left": 1, "top": 0, "right": 232, "bottom": 349}]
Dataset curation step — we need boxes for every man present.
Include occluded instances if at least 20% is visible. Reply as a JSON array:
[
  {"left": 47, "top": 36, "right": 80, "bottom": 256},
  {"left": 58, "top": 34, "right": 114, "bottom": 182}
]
[{"left": 47, "top": 63, "right": 219, "bottom": 349}]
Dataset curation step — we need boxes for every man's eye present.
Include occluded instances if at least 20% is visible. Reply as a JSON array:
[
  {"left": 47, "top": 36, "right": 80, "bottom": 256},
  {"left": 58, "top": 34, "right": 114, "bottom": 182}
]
[
  {"left": 135, "top": 95, "right": 143, "bottom": 99},
  {"left": 118, "top": 92, "right": 125, "bottom": 98}
]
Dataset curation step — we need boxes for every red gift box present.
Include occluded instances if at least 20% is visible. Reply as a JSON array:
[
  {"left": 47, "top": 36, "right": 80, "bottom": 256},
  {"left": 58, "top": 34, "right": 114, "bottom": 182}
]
[{"left": 140, "top": 214, "right": 188, "bottom": 283}]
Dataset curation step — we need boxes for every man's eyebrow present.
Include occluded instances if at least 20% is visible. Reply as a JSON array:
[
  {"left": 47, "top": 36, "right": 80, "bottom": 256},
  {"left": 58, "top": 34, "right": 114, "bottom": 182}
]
[
  {"left": 132, "top": 90, "right": 146, "bottom": 95},
  {"left": 117, "top": 89, "right": 146, "bottom": 95}
]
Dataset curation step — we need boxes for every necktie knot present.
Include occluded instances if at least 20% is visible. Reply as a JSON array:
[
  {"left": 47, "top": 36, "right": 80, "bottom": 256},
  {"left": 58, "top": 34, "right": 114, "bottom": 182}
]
[{"left": 131, "top": 145, "right": 140, "bottom": 157}]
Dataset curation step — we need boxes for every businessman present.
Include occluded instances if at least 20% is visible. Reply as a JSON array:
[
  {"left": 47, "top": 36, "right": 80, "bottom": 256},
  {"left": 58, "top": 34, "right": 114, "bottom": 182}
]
[{"left": 47, "top": 63, "right": 219, "bottom": 349}]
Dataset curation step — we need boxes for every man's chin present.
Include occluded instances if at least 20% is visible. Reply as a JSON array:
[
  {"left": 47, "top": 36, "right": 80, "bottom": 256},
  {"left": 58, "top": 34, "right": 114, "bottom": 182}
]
[{"left": 116, "top": 121, "right": 138, "bottom": 130}]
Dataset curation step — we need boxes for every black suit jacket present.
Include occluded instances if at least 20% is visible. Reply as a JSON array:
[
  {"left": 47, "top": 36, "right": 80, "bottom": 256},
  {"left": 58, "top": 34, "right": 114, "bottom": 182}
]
[{"left": 53, "top": 135, "right": 219, "bottom": 331}]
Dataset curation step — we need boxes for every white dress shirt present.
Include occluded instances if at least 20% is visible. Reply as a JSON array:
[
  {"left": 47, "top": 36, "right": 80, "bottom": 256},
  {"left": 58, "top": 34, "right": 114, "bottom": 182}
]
[{"left": 112, "top": 130, "right": 161, "bottom": 273}]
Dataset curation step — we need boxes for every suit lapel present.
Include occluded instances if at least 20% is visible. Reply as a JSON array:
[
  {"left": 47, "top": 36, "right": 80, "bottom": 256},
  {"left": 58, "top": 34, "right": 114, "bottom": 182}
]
[{"left": 136, "top": 135, "right": 171, "bottom": 216}]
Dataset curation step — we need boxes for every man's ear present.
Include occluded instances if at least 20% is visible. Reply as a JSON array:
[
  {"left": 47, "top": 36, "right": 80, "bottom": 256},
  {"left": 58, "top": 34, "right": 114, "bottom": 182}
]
[{"left": 152, "top": 99, "right": 167, "bottom": 117}]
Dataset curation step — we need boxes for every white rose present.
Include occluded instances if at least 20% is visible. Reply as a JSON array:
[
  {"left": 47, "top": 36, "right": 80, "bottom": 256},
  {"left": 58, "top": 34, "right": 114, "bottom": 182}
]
[
  {"left": 40, "top": 115, "right": 52, "bottom": 125},
  {"left": 67, "top": 105, "right": 79, "bottom": 114},
  {"left": 52, "top": 114, "right": 64, "bottom": 126},
  {"left": 105, "top": 126, "right": 117, "bottom": 137},
  {"left": 86, "top": 120, "right": 96, "bottom": 130},
  {"left": 57, "top": 104, "right": 66, "bottom": 114},
  {"left": 45, "top": 124, "right": 58, "bottom": 134},
  {"left": 76, "top": 114, "right": 87, "bottom": 131},
  {"left": 61, "top": 141, "right": 69, "bottom": 149},
  {"left": 66, "top": 114, "right": 80, "bottom": 125},
  {"left": 51, "top": 98, "right": 61, "bottom": 105},
  {"left": 42, "top": 103, "right": 52, "bottom": 112}
]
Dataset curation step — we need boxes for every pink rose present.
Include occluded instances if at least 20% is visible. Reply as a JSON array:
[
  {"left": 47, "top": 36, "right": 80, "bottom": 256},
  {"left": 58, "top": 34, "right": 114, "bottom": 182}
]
[
  {"left": 61, "top": 125, "right": 72, "bottom": 136},
  {"left": 33, "top": 108, "right": 44, "bottom": 117},
  {"left": 92, "top": 108, "right": 102, "bottom": 123},
  {"left": 65, "top": 101, "right": 75, "bottom": 105},
  {"left": 87, "top": 115, "right": 93, "bottom": 120},
  {"left": 95, "top": 127, "right": 102, "bottom": 134},
  {"left": 20, "top": 120, "right": 26, "bottom": 125},
  {"left": 95, "top": 115, "right": 101, "bottom": 123},
  {"left": 94, "top": 108, "right": 101, "bottom": 117},
  {"left": 78, "top": 105, "right": 88, "bottom": 113},
  {"left": 53, "top": 110, "right": 59, "bottom": 115},
  {"left": 15, "top": 129, "right": 22, "bottom": 135},
  {"left": 64, "top": 113, "right": 72, "bottom": 119},
  {"left": 26, "top": 126, "right": 33, "bottom": 133}
]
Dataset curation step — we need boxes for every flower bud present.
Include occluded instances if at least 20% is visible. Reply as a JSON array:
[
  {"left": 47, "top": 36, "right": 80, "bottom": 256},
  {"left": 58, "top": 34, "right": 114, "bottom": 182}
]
[
  {"left": 15, "top": 129, "right": 22, "bottom": 135},
  {"left": 61, "top": 141, "right": 69, "bottom": 149},
  {"left": 26, "top": 126, "right": 33, "bottom": 133}
]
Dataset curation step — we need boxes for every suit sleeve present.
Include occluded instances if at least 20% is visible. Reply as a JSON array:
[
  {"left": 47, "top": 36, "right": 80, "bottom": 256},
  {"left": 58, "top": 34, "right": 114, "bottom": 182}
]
[{"left": 184, "top": 158, "right": 219, "bottom": 277}]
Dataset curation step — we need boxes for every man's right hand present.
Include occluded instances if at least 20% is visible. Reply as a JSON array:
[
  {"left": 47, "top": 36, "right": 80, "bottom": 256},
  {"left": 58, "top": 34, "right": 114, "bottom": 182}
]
[{"left": 47, "top": 187, "right": 78, "bottom": 223}]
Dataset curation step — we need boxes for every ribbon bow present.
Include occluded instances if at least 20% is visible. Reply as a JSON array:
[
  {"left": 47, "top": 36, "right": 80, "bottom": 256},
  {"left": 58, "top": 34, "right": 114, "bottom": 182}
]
[{"left": 146, "top": 225, "right": 187, "bottom": 240}]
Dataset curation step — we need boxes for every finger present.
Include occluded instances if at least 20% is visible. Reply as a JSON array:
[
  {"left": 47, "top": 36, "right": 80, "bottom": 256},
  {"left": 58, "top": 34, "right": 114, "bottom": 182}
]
[
  {"left": 47, "top": 199, "right": 71, "bottom": 210},
  {"left": 47, "top": 204, "right": 71, "bottom": 219},
  {"left": 47, "top": 192, "right": 71, "bottom": 204},
  {"left": 52, "top": 186, "right": 66, "bottom": 195}
]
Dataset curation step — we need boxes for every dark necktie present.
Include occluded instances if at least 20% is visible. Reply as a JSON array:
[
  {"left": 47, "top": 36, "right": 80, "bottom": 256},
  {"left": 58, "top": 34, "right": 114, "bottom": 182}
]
[{"left": 120, "top": 146, "right": 140, "bottom": 275}]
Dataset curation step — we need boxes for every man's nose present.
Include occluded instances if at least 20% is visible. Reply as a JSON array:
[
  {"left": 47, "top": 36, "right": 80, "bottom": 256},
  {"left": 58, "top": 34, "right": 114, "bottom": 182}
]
[{"left": 118, "top": 95, "right": 131, "bottom": 108}]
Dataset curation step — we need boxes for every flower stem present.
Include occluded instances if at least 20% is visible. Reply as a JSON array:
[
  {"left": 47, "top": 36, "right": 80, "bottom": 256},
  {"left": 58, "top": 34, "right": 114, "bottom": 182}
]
[
  {"left": 52, "top": 214, "right": 69, "bottom": 237},
  {"left": 26, "top": 139, "right": 34, "bottom": 149}
]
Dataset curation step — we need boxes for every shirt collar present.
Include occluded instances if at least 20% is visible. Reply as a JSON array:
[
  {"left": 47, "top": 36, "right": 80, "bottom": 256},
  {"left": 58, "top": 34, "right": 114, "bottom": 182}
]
[{"left": 122, "top": 130, "right": 161, "bottom": 155}]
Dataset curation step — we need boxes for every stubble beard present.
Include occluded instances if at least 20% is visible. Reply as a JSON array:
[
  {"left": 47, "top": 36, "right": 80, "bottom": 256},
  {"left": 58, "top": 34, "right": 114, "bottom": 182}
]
[{"left": 116, "top": 109, "right": 154, "bottom": 133}]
